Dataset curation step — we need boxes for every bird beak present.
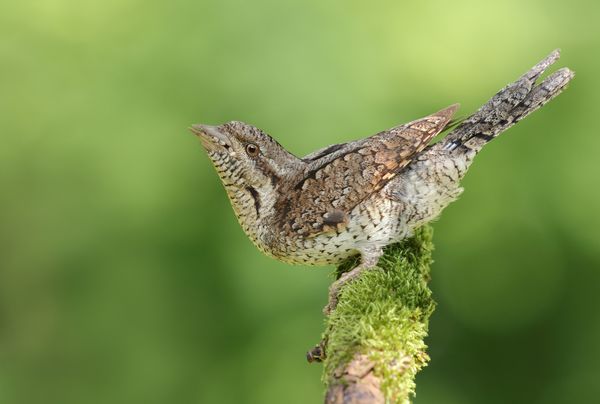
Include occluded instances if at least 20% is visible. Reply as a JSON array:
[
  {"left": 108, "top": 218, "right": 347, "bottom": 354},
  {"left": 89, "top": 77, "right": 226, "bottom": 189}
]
[{"left": 190, "top": 124, "right": 232, "bottom": 151}]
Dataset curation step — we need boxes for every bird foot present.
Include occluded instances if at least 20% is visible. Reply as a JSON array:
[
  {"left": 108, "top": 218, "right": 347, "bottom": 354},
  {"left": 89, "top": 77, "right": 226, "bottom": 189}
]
[{"left": 323, "top": 263, "right": 369, "bottom": 315}]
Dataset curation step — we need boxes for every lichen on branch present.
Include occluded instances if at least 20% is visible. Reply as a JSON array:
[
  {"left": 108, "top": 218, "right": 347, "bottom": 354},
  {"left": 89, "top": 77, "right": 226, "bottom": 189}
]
[{"left": 322, "top": 226, "right": 436, "bottom": 403}]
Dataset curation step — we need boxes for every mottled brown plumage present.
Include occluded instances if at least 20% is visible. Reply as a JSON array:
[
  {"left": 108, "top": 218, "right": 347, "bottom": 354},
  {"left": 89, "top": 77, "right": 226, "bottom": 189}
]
[
  {"left": 277, "top": 105, "right": 457, "bottom": 239},
  {"left": 191, "top": 49, "right": 574, "bottom": 314}
]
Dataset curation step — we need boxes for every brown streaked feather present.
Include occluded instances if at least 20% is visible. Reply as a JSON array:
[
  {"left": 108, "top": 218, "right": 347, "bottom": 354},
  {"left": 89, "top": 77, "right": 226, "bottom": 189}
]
[{"left": 278, "top": 104, "right": 459, "bottom": 237}]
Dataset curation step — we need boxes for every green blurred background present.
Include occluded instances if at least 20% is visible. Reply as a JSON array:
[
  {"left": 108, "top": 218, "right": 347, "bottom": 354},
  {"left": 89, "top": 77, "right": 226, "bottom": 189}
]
[{"left": 1, "top": 0, "right": 599, "bottom": 403}]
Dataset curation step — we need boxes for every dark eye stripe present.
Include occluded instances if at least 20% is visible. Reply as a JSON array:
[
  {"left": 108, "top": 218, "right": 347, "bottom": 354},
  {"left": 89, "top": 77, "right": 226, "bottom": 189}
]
[{"left": 246, "top": 186, "right": 261, "bottom": 216}]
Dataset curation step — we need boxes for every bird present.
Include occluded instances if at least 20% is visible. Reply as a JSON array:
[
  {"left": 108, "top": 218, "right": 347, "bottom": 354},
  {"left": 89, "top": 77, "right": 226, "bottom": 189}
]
[{"left": 191, "top": 49, "right": 573, "bottom": 315}]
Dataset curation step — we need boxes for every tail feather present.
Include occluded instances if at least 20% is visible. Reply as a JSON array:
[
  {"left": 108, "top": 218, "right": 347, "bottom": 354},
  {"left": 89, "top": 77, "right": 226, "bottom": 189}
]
[{"left": 440, "top": 49, "right": 574, "bottom": 155}]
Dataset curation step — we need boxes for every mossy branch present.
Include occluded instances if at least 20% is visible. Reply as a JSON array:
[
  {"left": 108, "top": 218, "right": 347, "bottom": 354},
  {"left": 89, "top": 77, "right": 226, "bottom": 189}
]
[{"left": 321, "top": 226, "right": 435, "bottom": 403}]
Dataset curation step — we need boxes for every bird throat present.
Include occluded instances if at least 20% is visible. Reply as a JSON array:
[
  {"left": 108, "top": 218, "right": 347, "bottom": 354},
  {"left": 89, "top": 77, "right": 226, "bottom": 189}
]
[{"left": 222, "top": 182, "right": 276, "bottom": 253}]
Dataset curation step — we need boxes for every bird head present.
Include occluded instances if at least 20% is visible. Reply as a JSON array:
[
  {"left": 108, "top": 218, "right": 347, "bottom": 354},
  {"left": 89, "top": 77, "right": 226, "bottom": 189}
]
[{"left": 191, "top": 121, "right": 300, "bottom": 191}]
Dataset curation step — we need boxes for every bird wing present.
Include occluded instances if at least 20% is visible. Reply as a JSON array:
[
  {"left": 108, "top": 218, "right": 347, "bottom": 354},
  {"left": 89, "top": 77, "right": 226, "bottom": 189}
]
[{"left": 279, "top": 104, "right": 459, "bottom": 238}]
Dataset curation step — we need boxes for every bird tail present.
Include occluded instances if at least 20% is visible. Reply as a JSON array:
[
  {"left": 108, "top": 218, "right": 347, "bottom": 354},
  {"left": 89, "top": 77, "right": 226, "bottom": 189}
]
[{"left": 439, "top": 49, "right": 574, "bottom": 156}]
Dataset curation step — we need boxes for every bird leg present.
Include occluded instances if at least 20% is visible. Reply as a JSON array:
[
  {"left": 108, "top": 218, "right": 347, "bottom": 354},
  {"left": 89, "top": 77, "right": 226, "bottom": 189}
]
[
  {"left": 307, "top": 247, "right": 383, "bottom": 363},
  {"left": 323, "top": 246, "right": 383, "bottom": 315}
]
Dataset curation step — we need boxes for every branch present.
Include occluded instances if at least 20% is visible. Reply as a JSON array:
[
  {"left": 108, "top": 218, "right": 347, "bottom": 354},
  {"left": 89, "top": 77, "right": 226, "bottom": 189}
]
[{"left": 320, "top": 226, "right": 435, "bottom": 403}]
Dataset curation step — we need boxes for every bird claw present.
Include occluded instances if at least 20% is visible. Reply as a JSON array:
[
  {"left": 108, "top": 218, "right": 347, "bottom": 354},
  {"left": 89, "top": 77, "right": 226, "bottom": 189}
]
[
  {"left": 323, "top": 263, "right": 369, "bottom": 315},
  {"left": 323, "top": 298, "right": 338, "bottom": 316}
]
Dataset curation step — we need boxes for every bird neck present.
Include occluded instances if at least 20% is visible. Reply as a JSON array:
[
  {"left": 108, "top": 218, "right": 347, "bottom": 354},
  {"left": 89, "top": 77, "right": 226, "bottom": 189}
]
[
  {"left": 221, "top": 175, "right": 286, "bottom": 255},
  {"left": 221, "top": 153, "right": 305, "bottom": 254}
]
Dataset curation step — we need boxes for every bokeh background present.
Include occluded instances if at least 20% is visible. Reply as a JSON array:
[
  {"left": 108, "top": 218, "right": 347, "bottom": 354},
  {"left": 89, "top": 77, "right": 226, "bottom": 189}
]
[{"left": 1, "top": 0, "right": 599, "bottom": 403}]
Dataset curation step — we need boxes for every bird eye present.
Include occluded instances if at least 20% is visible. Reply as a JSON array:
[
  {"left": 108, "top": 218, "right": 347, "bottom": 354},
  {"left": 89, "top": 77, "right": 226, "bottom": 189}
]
[{"left": 245, "top": 143, "right": 260, "bottom": 157}]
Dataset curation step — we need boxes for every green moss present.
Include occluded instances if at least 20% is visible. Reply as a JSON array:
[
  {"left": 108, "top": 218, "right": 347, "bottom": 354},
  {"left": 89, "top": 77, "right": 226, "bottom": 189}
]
[{"left": 323, "top": 226, "right": 435, "bottom": 402}]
